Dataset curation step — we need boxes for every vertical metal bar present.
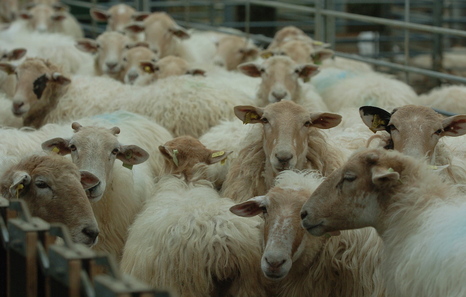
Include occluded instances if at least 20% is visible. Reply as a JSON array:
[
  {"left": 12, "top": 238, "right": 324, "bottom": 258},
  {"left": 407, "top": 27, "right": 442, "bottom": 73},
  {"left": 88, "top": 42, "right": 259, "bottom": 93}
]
[
  {"left": 90, "top": 0, "right": 98, "bottom": 38},
  {"left": 209, "top": 0, "right": 215, "bottom": 26},
  {"left": 0, "top": 198, "right": 8, "bottom": 297},
  {"left": 184, "top": 0, "right": 191, "bottom": 23},
  {"left": 325, "top": 0, "right": 335, "bottom": 46},
  {"left": 142, "top": 0, "right": 150, "bottom": 12},
  {"left": 432, "top": 0, "right": 444, "bottom": 78},
  {"left": 245, "top": 0, "right": 251, "bottom": 37},
  {"left": 314, "top": 0, "right": 324, "bottom": 41},
  {"left": 403, "top": 0, "right": 410, "bottom": 82}
]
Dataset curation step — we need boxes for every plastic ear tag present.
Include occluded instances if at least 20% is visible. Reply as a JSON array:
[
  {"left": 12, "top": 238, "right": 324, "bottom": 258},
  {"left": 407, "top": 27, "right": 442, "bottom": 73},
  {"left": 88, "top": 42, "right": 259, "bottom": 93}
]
[
  {"left": 211, "top": 151, "right": 225, "bottom": 158},
  {"left": 311, "top": 54, "right": 322, "bottom": 65},
  {"left": 243, "top": 111, "right": 260, "bottom": 125},
  {"left": 52, "top": 147, "right": 60, "bottom": 154},
  {"left": 370, "top": 114, "right": 386, "bottom": 133},
  {"left": 125, "top": 151, "right": 133, "bottom": 160},
  {"left": 172, "top": 149, "right": 179, "bottom": 167},
  {"left": 313, "top": 41, "right": 324, "bottom": 46},
  {"left": 122, "top": 163, "right": 133, "bottom": 170},
  {"left": 260, "top": 52, "right": 273, "bottom": 59},
  {"left": 429, "top": 164, "right": 449, "bottom": 172},
  {"left": 387, "top": 168, "right": 395, "bottom": 172},
  {"left": 16, "top": 184, "right": 24, "bottom": 199},
  {"left": 144, "top": 65, "right": 153, "bottom": 73}
]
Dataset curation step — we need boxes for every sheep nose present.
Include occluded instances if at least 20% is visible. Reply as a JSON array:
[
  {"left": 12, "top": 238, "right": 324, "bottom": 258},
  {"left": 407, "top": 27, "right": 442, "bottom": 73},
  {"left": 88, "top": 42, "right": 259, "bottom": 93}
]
[
  {"left": 214, "top": 60, "right": 225, "bottom": 67},
  {"left": 127, "top": 73, "right": 138, "bottom": 82},
  {"left": 82, "top": 226, "right": 99, "bottom": 243},
  {"left": 272, "top": 91, "right": 287, "bottom": 101},
  {"left": 275, "top": 152, "right": 293, "bottom": 165},
  {"left": 106, "top": 62, "right": 118, "bottom": 69},
  {"left": 265, "top": 257, "right": 286, "bottom": 269},
  {"left": 300, "top": 210, "right": 308, "bottom": 220},
  {"left": 13, "top": 101, "right": 24, "bottom": 110}
]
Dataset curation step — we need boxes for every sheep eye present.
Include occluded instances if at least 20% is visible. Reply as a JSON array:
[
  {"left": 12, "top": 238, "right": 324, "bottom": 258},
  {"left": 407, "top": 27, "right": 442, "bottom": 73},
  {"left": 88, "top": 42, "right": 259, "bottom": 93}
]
[
  {"left": 304, "top": 121, "right": 312, "bottom": 127},
  {"left": 343, "top": 173, "right": 356, "bottom": 182},
  {"left": 387, "top": 124, "right": 397, "bottom": 131},
  {"left": 35, "top": 181, "right": 49, "bottom": 189},
  {"left": 260, "top": 68, "right": 265, "bottom": 73},
  {"left": 151, "top": 59, "right": 157, "bottom": 63},
  {"left": 260, "top": 206, "right": 267, "bottom": 214},
  {"left": 69, "top": 144, "right": 77, "bottom": 151},
  {"left": 123, "top": 57, "right": 127, "bottom": 62},
  {"left": 434, "top": 129, "right": 443, "bottom": 135},
  {"left": 112, "top": 148, "right": 119, "bottom": 155},
  {"left": 261, "top": 117, "right": 269, "bottom": 124}
]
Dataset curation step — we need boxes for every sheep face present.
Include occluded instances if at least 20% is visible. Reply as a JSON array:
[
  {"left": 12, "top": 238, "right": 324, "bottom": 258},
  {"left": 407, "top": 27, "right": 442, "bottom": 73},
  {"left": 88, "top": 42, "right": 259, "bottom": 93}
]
[
  {"left": 0, "top": 0, "right": 18, "bottom": 22},
  {"left": 231, "top": 186, "right": 311, "bottom": 280},
  {"left": 278, "top": 39, "right": 334, "bottom": 65},
  {"left": 360, "top": 105, "right": 466, "bottom": 160},
  {"left": 121, "top": 45, "right": 158, "bottom": 85},
  {"left": 19, "top": 4, "right": 67, "bottom": 34},
  {"left": 267, "top": 26, "right": 308, "bottom": 50},
  {"left": 235, "top": 101, "right": 341, "bottom": 175},
  {"left": 0, "top": 154, "right": 100, "bottom": 247},
  {"left": 238, "top": 56, "right": 319, "bottom": 105},
  {"left": 91, "top": 4, "right": 135, "bottom": 32},
  {"left": 76, "top": 32, "right": 131, "bottom": 77},
  {"left": 301, "top": 148, "right": 403, "bottom": 237},
  {"left": 125, "top": 12, "right": 190, "bottom": 58},
  {"left": 159, "top": 135, "right": 231, "bottom": 181},
  {"left": 42, "top": 124, "right": 149, "bottom": 202},
  {"left": 136, "top": 56, "right": 204, "bottom": 85},
  {"left": 213, "top": 35, "right": 259, "bottom": 71}
]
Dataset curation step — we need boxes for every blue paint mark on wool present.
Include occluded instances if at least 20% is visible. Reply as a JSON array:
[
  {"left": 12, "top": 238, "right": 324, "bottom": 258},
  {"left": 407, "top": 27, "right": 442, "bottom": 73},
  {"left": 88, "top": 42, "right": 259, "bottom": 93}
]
[
  {"left": 311, "top": 69, "right": 357, "bottom": 94},
  {"left": 90, "top": 111, "right": 141, "bottom": 124}
]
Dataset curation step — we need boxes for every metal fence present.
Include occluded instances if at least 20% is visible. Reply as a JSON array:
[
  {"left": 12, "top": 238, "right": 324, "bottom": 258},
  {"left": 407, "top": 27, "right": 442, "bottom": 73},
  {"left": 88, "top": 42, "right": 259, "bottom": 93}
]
[
  {"left": 0, "top": 197, "right": 170, "bottom": 297},
  {"left": 62, "top": 0, "right": 466, "bottom": 93}
]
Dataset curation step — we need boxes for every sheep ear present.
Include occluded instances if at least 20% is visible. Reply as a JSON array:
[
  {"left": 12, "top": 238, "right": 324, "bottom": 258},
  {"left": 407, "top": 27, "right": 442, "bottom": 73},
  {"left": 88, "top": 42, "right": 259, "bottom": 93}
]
[
  {"left": 234, "top": 105, "right": 264, "bottom": 124},
  {"left": 124, "top": 22, "right": 145, "bottom": 34},
  {"left": 169, "top": 26, "right": 190, "bottom": 39},
  {"left": 51, "top": 14, "right": 67, "bottom": 22},
  {"left": 75, "top": 39, "right": 99, "bottom": 54},
  {"left": 50, "top": 72, "right": 71, "bottom": 85},
  {"left": 230, "top": 196, "right": 266, "bottom": 217},
  {"left": 0, "top": 63, "right": 16, "bottom": 75},
  {"left": 207, "top": 150, "right": 233, "bottom": 165},
  {"left": 8, "top": 171, "right": 31, "bottom": 198},
  {"left": 140, "top": 61, "right": 158, "bottom": 74},
  {"left": 133, "top": 12, "right": 150, "bottom": 21},
  {"left": 42, "top": 137, "right": 71, "bottom": 155},
  {"left": 7, "top": 48, "right": 27, "bottom": 61},
  {"left": 238, "top": 62, "right": 262, "bottom": 77},
  {"left": 441, "top": 115, "right": 466, "bottom": 137},
  {"left": 297, "top": 64, "right": 320, "bottom": 81},
  {"left": 80, "top": 171, "right": 100, "bottom": 191},
  {"left": 310, "top": 112, "right": 342, "bottom": 129},
  {"left": 241, "top": 48, "right": 259, "bottom": 59},
  {"left": 359, "top": 106, "right": 391, "bottom": 133},
  {"left": 186, "top": 68, "right": 205, "bottom": 77},
  {"left": 118, "top": 145, "right": 149, "bottom": 165},
  {"left": 18, "top": 11, "right": 32, "bottom": 20},
  {"left": 311, "top": 49, "right": 334, "bottom": 65},
  {"left": 371, "top": 166, "right": 400, "bottom": 186},
  {"left": 90, "top": 8, "right": 110, "bottom": 22}
]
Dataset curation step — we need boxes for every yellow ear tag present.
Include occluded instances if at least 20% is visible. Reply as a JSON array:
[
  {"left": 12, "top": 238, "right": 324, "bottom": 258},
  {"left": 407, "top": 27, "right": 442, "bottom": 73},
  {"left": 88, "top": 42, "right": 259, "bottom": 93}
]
[
  {"left": 387, "top": 168, "right": 395, "bottom": 172},
  {"left": 370, "top": 114, "right": 386, "bottom": 133},
  {"left": 52, "top": 147, "right": 60, "bottom": 154},
  {"left": 144, "top": 65, "right": 153, "bottom": 73},
  {"left": 260, "top": 52, "right": 273, "bottom": 59},
  {"left": 212, "top": 151, "right": 227, "bottom": 165},
  {"left": 172, "top": 149, "right": 179, "bottom": 167},
  {"left": 122, "top": 163, "right": 133, "bottom": 170},
  {"left": 311, "top": 54, "right": 322, "bottom": 65},
  {"left": 313, "top": 41, "right": 324, "bottom": 46},
  {"left": 125, "top": 151, "right": 133, "bottom": 160},
  {"left": 16, "top": 184, "right": 24, "bottom": 199},
  {"left": 243, "top": 111, "right": 260, "bottom": 125}
]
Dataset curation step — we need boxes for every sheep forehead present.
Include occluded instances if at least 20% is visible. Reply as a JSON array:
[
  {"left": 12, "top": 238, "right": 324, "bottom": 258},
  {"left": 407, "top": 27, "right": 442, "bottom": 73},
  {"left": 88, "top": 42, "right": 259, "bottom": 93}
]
[
  {"left": 391, "top": 105, "right": 443, "bottom": 130},
  {"left": 263, "top": 101, "right": 310, "bottom": 125},
  {"left": 18, "top": 154, "right": 80, "bottom": 182},
  {"left": 264, "top": 56, "right": 296, "bottom": 71},
  {"left": 126, "top": 47, "right": 156, "bottom": 61},
  {"left": 164, "top": 136, "right": 209, "bottom": 158},
  {"left": 98, "top": 31, "right": 129, "bottom": 47},
  {"left": 71, "top": 126, "right": 120, "bottom": 150},
  {"left": 110, "top": 4, "right": 135, "bottom": 15}
]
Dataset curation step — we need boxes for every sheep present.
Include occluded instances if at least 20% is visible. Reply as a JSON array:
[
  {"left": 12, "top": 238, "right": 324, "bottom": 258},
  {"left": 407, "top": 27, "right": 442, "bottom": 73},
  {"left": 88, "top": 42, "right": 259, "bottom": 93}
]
[
  {"left": 0, "top": 47, "right": 26, "bottom": 98},
  {"left": 121, "top": 135, "right": 268, "bottom": 297},
  {"left": 0, "top": 152, "right": 100, "bottom": 246},
  {"left": 359, "top": 104, "right": 466, "bottom": 187},
  {"left": 134, "top": 55, "right": 205, "bottom": 86},
  {"left": 212, "top": 35, "right": 259, "bottom": 71},
  {"left": 231, "top": 170, "right": 385, "bottom": 296},
  {"left": 301, "top": 147, "right": 466, "bottom": 297},
  {"left": 124, "top": 12, "right": 194, "bottom": 61},
  {"left": 18, "top": 3, "right": 84, "bottom": 39},
  {"left": 40, "top": 113, "right": 172, "bottom": 261},
  {"left": 1, "top": 57, "right": 252, "bottom": 137},
  {"left": 90, "top": 4, "right": 149, "bottom": 35},
  {"left": 238, "top": 55, "right": 328, "bottom": 111},
  {"left": 119, "top": 43, "right": 158, "bottom": 84},
  {"left": 221, "top": 100, "right": 344, "bottom": 202},
  {"left": 76, "top": 31, "right": 133, "bottom": 79},
  {"left": 0, "top": 0, "right": 18, "bottom": 23},
  {"left": 267, "top": 26, "right": 313, "bottom": 50},
  {"left": 418, "top": 85, "right": 466, "bottom": 115},
  {"left": 312, "top": 69, "right": 418, "bottom": 112}
]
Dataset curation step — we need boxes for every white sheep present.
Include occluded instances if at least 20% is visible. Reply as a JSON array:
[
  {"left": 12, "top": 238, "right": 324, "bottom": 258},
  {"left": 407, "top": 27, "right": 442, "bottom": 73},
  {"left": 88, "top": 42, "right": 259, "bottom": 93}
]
[
  {"left": 359, "top": 104, "right": 466, "bottom": 187},
  {"left": 267, "top": 26, "right": 313, "bottom": 50},
  {"left": 76, "top": 31, "right": 133, "bottom": 79},
  {"left": 0, "top": 47, "right": 26, "bottom": 98},
  {"left": 418, "top": 85, "right": 466, "bottom": 115},
  {"left": 0, "top": 0, "right": 18, "bottom": 23},
  {"left": 121, "top": 136, "right": 268, "bottom": 297},
  {"left": 119, "top": 43, "right": 158, "bottom": 84},
  {"left": 221, "top": 100, "right": 344, "bottom": 202},
  {"left": 2, "top": 57, "right": 252, "bottom": 137},
  {"left": 212, "top": 35, "right": 259, "bottom": 71},
  {"left": 17, "top": 3, "right": 83, "bottom": 39},
  {"left": 0, "top": 152, "right": 100, "bottom": 246},
  {"left": 301, "top": 148, "right": 466, "bottom": 297},
  {"left": 238, "top": 55, "right": 328, "bottom": 111},
  {"left": 231, "top": 170, "right": 385, "bottom": 296}
]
